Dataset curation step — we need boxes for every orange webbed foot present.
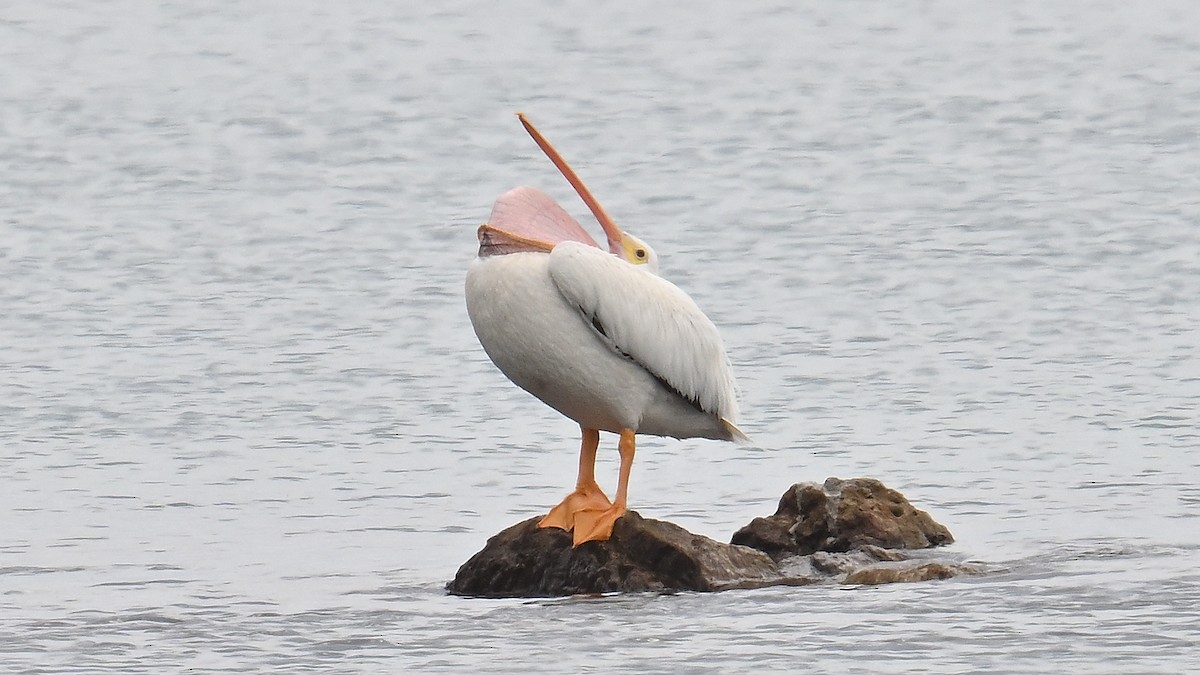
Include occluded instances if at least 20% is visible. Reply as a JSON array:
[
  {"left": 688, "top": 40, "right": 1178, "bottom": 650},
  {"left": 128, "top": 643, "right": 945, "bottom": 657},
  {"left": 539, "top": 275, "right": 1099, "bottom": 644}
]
[
  {"left": 570, "top": 504, "right": 627, "bottom": 546},
  {"left": 538, "top": 485, "right": 612, "bottom": 531}
]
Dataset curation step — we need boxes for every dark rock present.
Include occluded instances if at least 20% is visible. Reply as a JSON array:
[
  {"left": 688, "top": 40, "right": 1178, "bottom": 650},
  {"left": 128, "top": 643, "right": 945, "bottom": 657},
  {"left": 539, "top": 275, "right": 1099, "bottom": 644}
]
[
  {"left": 447, "top": 510, "right": 779, "bottom": 598},
  {"left": 449, "top": 477, "right": 975, "bottom": 597},
  {"left": 731, "top": 477, "right": 954, "bottom": 559}
]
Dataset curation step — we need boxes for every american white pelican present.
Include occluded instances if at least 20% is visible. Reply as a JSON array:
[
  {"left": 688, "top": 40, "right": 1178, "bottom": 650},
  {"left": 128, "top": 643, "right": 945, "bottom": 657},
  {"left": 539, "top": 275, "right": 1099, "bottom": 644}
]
[{"left": 465, "top": 113, "right": 746, "bottom": 546}]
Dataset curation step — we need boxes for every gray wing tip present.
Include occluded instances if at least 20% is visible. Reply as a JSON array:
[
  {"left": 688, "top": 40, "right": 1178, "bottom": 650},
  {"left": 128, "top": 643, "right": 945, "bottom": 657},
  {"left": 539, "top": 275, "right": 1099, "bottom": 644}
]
[{"left": 721, "top": 418, "right": 752, "bottom": 445}]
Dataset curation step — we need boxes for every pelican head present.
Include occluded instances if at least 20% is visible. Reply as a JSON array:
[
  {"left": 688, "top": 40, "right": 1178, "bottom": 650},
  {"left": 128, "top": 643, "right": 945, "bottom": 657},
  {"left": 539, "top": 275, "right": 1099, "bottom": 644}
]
[
  {"left": 518, "top": 112, "right": 662, "bottom": 275},
  {"left": 612, "top": 230, "right": 658, "bottom": 274}
]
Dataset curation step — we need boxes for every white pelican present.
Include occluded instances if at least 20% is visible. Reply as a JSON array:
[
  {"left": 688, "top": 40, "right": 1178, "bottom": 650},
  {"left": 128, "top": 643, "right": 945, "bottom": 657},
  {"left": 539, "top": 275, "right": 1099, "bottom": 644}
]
[{"left": 465, "top": 113, "right": 746, "bottom": 546}]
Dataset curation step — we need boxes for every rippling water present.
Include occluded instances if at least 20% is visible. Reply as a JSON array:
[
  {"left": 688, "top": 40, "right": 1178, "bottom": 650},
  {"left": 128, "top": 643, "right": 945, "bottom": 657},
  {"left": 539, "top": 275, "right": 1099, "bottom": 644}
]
[{"left": 3, "top": 1, "right": 1198, "bottom": 672}]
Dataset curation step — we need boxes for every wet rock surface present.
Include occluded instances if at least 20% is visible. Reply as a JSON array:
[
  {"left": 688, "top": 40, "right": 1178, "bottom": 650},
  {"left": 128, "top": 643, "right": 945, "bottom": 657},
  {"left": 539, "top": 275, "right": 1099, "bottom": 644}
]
[
  {"left": 730, "top": 477, "right": 955, "bottom": 559},
  {"left": 448, "top": 477, "right": 979, "bottom": 598},
  {"left": 447, "top": 510, "right": 780, "bottom": 597}
]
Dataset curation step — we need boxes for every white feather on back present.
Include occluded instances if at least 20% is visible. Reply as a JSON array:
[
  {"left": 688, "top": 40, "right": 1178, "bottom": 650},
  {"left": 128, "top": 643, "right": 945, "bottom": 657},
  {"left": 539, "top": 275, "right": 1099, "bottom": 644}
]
[{"left": 547, "top": 241, "right": 739, "bottom": 424}]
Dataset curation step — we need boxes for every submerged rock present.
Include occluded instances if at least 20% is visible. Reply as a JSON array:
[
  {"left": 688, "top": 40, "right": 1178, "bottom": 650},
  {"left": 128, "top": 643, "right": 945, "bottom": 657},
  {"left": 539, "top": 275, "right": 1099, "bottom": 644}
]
[
  {"left": 843, "top": 560, "right": 967, "bottom": 585},
  {"left": 449, "top": 477, "right": 975, "bottom": 598},
  {"left": 775, "top": 544, "right": 978, "bottom": 585}
]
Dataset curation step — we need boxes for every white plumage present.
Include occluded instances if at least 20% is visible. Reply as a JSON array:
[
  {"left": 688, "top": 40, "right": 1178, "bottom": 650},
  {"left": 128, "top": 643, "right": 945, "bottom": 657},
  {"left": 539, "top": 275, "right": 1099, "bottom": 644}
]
[
  {"left": 466, "top": 239, "right": 742, "bottom": 441},
  {"left": 546, "top": 241, "right": 740, "bottom": 427}
]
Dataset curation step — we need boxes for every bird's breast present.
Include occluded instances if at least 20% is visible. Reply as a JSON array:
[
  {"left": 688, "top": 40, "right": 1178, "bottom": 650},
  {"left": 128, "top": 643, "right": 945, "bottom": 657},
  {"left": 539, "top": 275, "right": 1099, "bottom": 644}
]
[{"left": 466, "top": 253, "right": 651, "bottom": 432}]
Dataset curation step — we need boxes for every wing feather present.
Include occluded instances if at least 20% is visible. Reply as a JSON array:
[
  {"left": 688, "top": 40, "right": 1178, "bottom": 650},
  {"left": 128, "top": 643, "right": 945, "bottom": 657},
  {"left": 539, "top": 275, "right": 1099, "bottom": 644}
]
[{"left": 547, "top": 241, "right": 739, "bottom": 423}]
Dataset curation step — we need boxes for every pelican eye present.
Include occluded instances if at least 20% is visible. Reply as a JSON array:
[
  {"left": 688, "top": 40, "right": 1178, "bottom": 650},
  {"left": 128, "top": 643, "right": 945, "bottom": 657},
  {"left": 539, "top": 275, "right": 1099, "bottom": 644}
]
[{"left": 635, "top": 248, "right": 646, "bottom": 260}]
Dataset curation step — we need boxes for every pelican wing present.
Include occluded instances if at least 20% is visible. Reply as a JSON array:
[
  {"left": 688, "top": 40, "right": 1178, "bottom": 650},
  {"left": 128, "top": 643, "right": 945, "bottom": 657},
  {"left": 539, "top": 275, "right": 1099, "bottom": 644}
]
[{"left": 547, "top": 241, "right": 740, "bottom": 424}]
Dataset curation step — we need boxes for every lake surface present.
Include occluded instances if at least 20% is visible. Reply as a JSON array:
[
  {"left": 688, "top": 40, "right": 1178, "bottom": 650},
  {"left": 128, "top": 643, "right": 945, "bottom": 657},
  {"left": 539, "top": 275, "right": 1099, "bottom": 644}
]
[{"left": 3, "top": 1, "right": 1198, "bottom": 672}]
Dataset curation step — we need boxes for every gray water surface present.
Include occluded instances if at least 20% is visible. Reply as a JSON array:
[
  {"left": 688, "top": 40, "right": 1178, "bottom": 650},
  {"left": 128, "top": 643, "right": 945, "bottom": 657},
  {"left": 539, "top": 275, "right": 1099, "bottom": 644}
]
[{"left": 3, "top": 2, "right": 1199, "bottom": 672}]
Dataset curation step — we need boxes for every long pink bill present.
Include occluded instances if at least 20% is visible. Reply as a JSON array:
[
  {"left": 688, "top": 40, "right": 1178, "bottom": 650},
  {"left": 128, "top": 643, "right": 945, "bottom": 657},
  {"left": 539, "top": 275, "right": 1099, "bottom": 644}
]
[
  {"left": 477, "top": 186, "right": 601, "bottom": 257},
  {"left": 517, "top": 113, "right": 624, "bottom": 254}
]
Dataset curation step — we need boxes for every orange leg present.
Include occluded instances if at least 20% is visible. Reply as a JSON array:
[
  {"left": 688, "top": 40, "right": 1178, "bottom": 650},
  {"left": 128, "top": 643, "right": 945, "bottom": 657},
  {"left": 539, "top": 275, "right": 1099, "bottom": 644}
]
[
  {"left": 572, "top": 428, "right": 635, "bottom": 546},
  {"left": 538, "top": 427, "right": 612, "bottom": 531}
]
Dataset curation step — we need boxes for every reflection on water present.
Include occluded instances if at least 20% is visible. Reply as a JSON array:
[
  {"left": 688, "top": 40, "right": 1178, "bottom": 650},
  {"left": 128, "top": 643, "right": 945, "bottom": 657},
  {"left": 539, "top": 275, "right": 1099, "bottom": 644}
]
[{"left": 2, "top": 1, "right": 1198, "bottom": 672}]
